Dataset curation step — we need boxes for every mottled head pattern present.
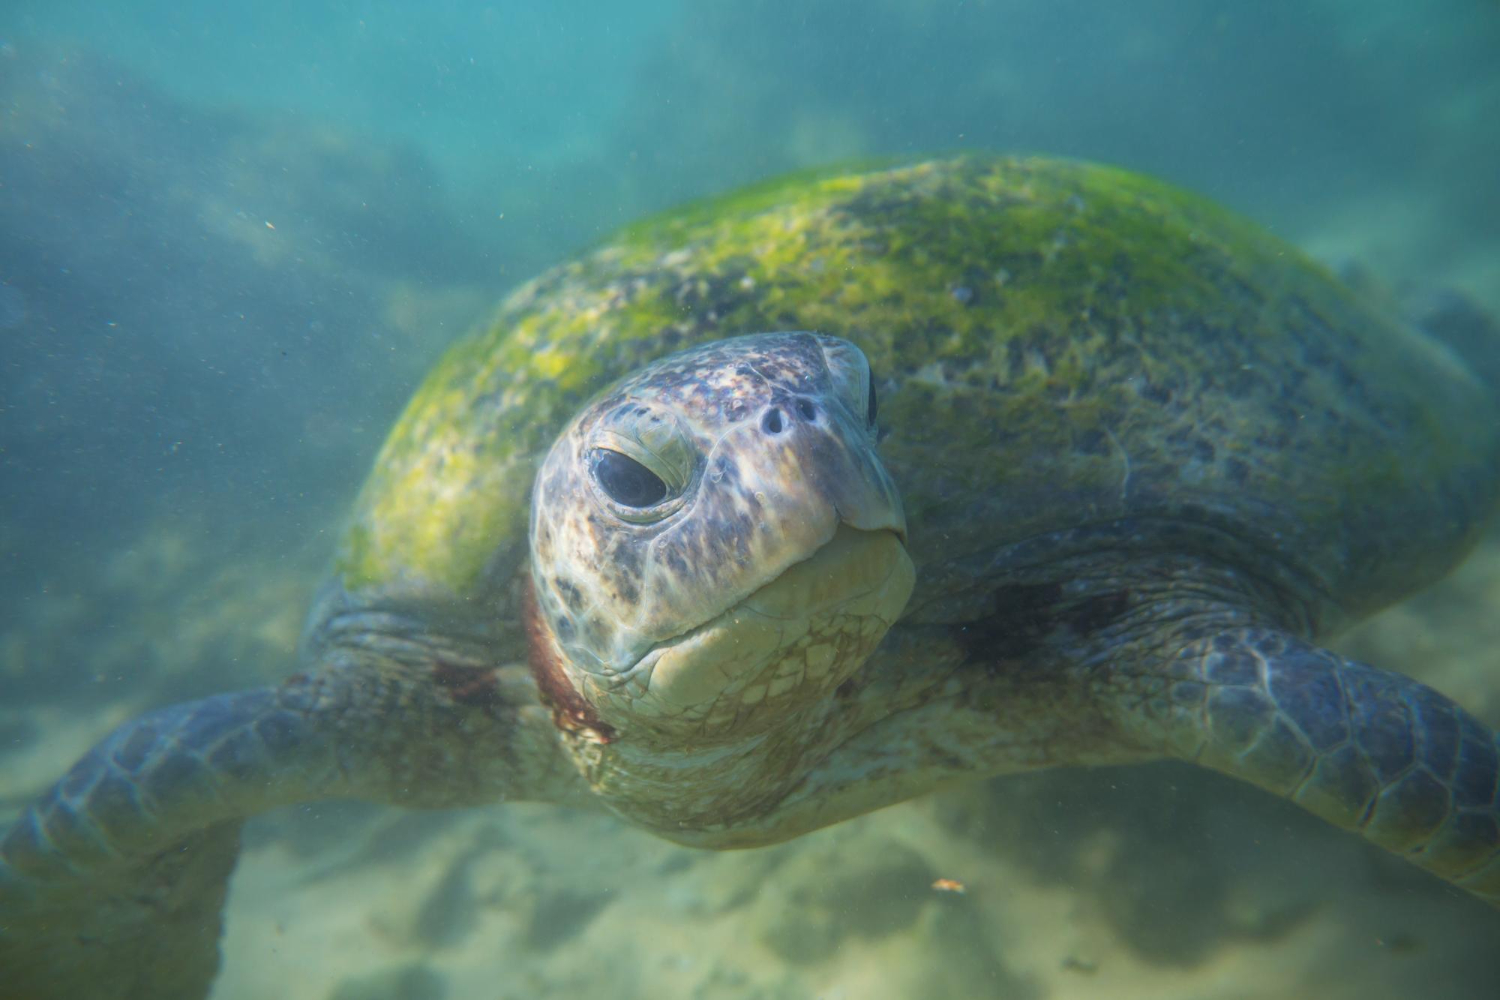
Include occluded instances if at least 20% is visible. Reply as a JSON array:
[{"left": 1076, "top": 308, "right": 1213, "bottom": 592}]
[{"left": 530, "top": 333, "right": 913, "bottom": 741}]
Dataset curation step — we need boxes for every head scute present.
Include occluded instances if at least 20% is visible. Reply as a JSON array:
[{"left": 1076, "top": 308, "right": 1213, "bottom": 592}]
[{"left": 528, "top": 332, "right": 913, "bottom": 743}]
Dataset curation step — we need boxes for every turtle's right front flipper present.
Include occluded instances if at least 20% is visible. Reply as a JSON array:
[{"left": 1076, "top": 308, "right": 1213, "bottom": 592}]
[
  {"left": 3, "top": 688, "right": 342, "bottom": 879},
  {"left": 0, "top": 657, "right": 568, "bottom": 1000},
  {"left": 0, "top": 819, "right": 243, "bottom": 1000},
  {"left": 0, "top": 687, "right": 344, "bottom": 1000}
]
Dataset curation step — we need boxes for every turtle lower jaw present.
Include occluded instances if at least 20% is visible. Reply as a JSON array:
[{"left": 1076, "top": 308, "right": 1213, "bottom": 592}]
[{"left": 618, "top": 524, "right": 915, "bottom": 728}]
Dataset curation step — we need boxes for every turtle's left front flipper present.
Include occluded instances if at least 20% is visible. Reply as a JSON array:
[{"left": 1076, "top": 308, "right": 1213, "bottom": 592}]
[
  {"left": 1121, "top": 627, "right": 1499, "bottom": 905},
  {"left": 0, "top": 685, "right": 352, "bottom": 1000}
]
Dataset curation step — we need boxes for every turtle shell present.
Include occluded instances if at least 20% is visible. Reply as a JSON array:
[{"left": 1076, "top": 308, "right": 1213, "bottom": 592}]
[{"left": 331, "top": 155, "right": 1499, "bottom": 640}]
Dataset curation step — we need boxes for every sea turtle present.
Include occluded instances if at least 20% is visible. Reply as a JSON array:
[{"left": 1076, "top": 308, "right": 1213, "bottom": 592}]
[{"left": 2, "top": 155, "right": 1498, "bottom": 999}]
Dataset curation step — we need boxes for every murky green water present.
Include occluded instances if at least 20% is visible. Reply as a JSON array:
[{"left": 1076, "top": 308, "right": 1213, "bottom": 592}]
[{"left": 2, "top": 3, "right": 1498, "bottom": 997}]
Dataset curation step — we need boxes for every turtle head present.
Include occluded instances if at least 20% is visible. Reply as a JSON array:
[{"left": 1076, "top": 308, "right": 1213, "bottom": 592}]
[{"left": 529, "top": 333, "right": 914, "bottom": 743}]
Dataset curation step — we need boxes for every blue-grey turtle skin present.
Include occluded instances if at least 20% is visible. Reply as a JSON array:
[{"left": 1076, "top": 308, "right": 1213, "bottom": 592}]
[{"left": 2, "top": 156, "right": 1499, "bottom": 1000}]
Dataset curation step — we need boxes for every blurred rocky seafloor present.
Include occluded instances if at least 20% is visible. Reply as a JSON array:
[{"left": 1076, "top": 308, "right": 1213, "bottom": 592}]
[
  {"left": 3, "top": 5, "right": 1500, "bottom": 997},
  {"left": 5, "top": 520, "right": 1498, "bottom": 1000}
]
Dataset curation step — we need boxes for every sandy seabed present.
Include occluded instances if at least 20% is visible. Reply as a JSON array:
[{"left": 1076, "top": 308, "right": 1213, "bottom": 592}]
[{"left": 3, "top": 516, "right": 1496, "bottom": 1000}]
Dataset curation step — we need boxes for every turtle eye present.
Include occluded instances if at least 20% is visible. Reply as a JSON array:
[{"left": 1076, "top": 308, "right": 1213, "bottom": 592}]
[
  {"left": 866, "top": 369, "right": 879, "bottom": 427},
  {"left": 591, "top": 449, "right": 668, "bottom": 508}
]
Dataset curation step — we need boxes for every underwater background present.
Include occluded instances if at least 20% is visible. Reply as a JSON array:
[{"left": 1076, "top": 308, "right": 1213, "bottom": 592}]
[{"left": 2, "top": 1, "right": 1499, "bottom": 997}]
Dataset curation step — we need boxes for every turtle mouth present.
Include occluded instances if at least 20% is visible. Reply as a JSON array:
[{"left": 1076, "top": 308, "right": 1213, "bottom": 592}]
[{"left": 626, "top": 524, "right": 915, "bottom": 720}]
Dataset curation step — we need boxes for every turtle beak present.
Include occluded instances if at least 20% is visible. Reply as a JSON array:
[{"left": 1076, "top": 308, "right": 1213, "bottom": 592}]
[
  {"left": 832, "top": 477, "right": 907, "bottom": 546},
  {"left": 815, "top": 400, "right": 907, "bottom": 546}
]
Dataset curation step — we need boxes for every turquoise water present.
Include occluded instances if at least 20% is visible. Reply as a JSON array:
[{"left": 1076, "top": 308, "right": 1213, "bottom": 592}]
[{"left": 2, "top": 2, "right": 1499, "bottom": 998}]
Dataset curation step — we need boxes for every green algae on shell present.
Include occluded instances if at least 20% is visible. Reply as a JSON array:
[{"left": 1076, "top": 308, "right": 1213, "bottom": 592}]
[{"left": 336, "top": 155, "right": 1494, "bottom": 636}]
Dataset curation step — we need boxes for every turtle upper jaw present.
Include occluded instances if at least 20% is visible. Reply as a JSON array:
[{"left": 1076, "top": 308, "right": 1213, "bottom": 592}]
[{"left": 613, "top": 523, "right": 914, "bottom": 737}]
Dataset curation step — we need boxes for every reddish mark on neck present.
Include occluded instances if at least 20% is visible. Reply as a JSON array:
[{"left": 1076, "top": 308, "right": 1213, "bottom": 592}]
[{"left": 524, "top": 580, "right": 615, "bottom": 743}]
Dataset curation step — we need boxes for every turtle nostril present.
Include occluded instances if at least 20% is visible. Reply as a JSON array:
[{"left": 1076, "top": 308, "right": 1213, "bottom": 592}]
[
  {"left": 795, "top": 399, "right": 817, "bottom": 422},
  {"left": 761, "top": 408, "right": 785, "bottom": 434}
]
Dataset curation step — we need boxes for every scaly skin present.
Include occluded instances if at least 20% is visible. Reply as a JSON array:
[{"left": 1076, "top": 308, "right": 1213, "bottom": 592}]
[
  {"left": 2, "top": 654, "right": 572, "bottom": 883},
  {"left": 1124, "top": 627, "right": 1500, "bottom": 904},
  {"left": 3, "top": 689, "right": 339, "bottom": 880},
  {"left": 0, "top": 687, "right": 348, "bottom": 1000},
  {"left": 529, "top": 333, "right": 910, "bottom": 740},
  {"left": 0, "top": 646, "right": 578, "bottom": 1000}
]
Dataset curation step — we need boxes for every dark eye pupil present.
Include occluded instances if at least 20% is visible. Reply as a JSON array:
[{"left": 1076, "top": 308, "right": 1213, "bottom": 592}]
[
  {"left": 592, "top": 449, "right": 668, "bottom": 507},
  {"left": 866, "top": 370, "right": 879, "bottom": 426}
]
